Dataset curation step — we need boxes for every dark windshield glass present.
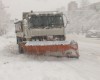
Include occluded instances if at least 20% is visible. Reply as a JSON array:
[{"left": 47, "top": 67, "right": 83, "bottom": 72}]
[{"left": 29, "top": 15, "right": 64, "bottom": 28}]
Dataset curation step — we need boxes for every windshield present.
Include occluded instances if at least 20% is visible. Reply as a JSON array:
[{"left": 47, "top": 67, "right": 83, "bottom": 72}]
[{"left": 28, "top": 15, "right": 64, "bottom": 28}]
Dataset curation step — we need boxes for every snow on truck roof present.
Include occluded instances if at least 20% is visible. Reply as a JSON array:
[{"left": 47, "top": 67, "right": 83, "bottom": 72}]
[{"left": 23, "top": 11, "right": 63, "bottom": 16}]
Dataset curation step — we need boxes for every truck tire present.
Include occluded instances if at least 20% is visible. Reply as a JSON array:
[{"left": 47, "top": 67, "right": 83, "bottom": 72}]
[
  {"left": 17, "top": 37, "right": 22, "bottom": 44},
  {"left": 18, "top": 44, "right": 24, "bottom": 53}
]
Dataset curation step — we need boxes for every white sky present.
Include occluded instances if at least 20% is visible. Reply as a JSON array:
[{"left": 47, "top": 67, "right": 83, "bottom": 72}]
[{"left": 2, "top": 0, "right": 100, "bottom": 19}]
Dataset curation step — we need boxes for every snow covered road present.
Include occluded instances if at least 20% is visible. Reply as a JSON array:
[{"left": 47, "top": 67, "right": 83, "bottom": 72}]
[{"left": 0, "top": 34, "right": 100, "bottom": 80}]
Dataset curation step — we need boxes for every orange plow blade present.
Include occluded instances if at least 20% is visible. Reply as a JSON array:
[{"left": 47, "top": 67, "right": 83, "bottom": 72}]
[{"left": 22, "top": 41, "right": 79, "bottom": 58}]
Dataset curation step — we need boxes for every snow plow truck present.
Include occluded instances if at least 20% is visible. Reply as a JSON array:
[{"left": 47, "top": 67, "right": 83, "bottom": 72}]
[{"left": 15, "top": 11, "right": 79, "bottom": 58}]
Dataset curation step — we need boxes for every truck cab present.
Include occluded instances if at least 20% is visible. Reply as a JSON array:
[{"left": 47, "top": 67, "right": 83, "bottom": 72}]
[{"left": 15, "top": 11, "right": 67, "bottom": 42}]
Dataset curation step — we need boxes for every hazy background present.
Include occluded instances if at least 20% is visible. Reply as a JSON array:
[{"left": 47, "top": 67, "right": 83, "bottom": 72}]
[{"left": 2, "top": 0, "right": 100, "bottom": 19}]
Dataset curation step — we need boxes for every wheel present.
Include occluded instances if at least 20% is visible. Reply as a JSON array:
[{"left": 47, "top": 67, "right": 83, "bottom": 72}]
[
  {"left": 17, "top": 37, "right": 23, "bottom": 44},
  {"left": 18, "top": 44, "right": 24, "bottom": 54}
]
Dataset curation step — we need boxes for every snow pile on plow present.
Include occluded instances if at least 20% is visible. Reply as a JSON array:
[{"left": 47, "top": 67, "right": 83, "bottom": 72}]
[{"left": 25, "top": 41, "right": 71, "bottom": 46}]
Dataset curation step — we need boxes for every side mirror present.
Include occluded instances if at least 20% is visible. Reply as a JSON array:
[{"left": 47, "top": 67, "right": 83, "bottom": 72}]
[{"left": 65, "top": 21, "right": 70, "bottom": 27}]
